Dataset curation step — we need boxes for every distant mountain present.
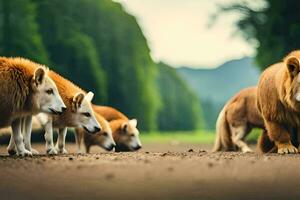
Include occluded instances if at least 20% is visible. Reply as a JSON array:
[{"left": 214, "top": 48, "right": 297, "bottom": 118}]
[
  {"left": 177, "top": 57, "right": 260, "bottom": 104},
  {"left": 176, "top": 57, "right": 261, "bottom": 129}
]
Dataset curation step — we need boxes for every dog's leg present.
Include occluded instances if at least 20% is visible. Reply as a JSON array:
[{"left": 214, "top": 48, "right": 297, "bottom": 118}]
[
  {"left": 23, "top": 116, "right": 39, "bottom": 155},
  {"left": 230, "top": 125, "right": 252, "bottom": 153},
  {"left": 44, "top": 119, "right": 57, "bottom": 155},
  {"left": 7, "top": 134, "right": 17, "bottom": 155},
  {"left": 74, "top": 130, "right": 83, "bottom": 154},
  {"left": 85, "top": 144, "right": 91, "bottom": 154},
  {"left": 57, "top": 127, "right": 68, "bottom": 154},
  {"left": 11, "top": 118, "right": 32, "bottom": 156}
]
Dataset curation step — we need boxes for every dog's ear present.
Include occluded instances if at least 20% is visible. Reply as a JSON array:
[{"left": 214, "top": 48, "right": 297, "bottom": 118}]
[
  {"left": 72, "top": 92, "right": 85, "bottom": 111},
  {"left": 121, "top": 122, "right": 128, "bottom": 133},
  {"left": 129, "top": 119, "right": 137, "bottom": 128},
  {"left": 286, "top": 56, "right": 300, "bottom": 77},
  {"left": 85, "top": 91, "right": 94, "bottom": 102},
  {"left": 33, "top": 67, "right": 46, "bottom": 86}
]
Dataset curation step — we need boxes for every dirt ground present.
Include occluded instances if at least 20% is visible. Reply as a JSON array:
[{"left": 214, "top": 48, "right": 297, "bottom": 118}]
[{"left": 1, "top": 143, "right": 300, "bottom": 200}]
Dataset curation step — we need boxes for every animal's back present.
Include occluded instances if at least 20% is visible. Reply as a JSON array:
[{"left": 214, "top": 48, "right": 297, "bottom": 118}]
[
  {"left": 0, "top": 57, "right": 38, "bottom": 127},
  {"left": 92, "top": 105, "right": 128, "bottom": 121},
  {"left": 48, "top": 70, "right": 85, "bottom": 102}
]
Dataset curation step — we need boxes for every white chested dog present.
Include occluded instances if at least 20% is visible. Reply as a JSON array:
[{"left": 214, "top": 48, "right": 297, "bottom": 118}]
[{"left": 0, "top": 57, "right": 66, "bottom": 156}]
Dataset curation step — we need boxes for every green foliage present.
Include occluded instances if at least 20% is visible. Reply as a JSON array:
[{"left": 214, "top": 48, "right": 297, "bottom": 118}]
[
  {"left": 0, "top": 0, "right": 48, "bottom": 63},
  {"left": 156, "top": 62, "right": 204, "bottom": 131},
  {"left": 34, "top": 0, "right": 107, "bottom": 103},
  {"left": 219, "top": 0, "right": 300, "bottom": 70}
]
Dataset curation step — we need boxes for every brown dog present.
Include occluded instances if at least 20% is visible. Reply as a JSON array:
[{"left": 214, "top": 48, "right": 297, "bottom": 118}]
[
  {"left": 74, "top": 112, "right": 115, "bottom": 153},
  {"left": 78, "top": 105, "right": 142, "bottom": 152},
  {"left": 257, "top": 50, "right": 300, "bottom": 154},
  {"left": 213, "top": 87, "right": 264, "bottom": 152}
]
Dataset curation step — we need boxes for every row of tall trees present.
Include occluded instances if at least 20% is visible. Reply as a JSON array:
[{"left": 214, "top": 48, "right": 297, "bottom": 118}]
[{"left": 0, "top": 0, "right": 204, "bottom": 131}]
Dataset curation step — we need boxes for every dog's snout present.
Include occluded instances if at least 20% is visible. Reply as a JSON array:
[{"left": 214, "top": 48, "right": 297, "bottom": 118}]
[
  {"left": 134, "top": 145, "right": 142, "bottom": 151},
  {"left": 94, "top": 126, "right": 101, "bottom": 133},
  {"left": 61, "top": 106, "right": 67, "bottom": 112},
  {"left": 106, "top": 143, "right": 115, "bottom": 151}
]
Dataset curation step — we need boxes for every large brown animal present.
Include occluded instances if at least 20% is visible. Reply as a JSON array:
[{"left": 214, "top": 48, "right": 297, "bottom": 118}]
[
  {"left": 213, "top": 87, "right": 264, "bottom": 153},
  {"left": 75, "top": 105, "right": 142, "bottom": 152},
  {"left": 257, "top": 50, "right": 300, "bottom": 154},
  {"left": 0, "top": 57, "right": 66, "bottom": 156}
]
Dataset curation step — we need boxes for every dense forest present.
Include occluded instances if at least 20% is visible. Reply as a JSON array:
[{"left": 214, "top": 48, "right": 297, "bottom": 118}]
[
  {"left": 0, "top": 0, "right": 204, "bottom": 131},
  {"left": 157, "top": 62, "right": 203, "bottom": 130}
]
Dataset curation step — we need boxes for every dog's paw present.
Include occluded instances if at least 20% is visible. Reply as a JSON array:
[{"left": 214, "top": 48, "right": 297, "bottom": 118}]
[
  {"left": 242, "top": 146, "right": 253, "bottom": 153},
  {"left": 57, "top": 148, "right": 68, "bottom": 154},
  {"left": 30, "top": 148, "right": 40, "bottom": 155},
  {"left": 47, "top": 147, "right": 58, "bottom": 155},
  {"left": 18, "top": 149, "right": 33, "bottom": 157}
]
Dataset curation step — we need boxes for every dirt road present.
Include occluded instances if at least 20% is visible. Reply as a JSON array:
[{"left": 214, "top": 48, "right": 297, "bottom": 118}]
[{"left": 0, "top": 143, "right": 300, "bottom": 200}]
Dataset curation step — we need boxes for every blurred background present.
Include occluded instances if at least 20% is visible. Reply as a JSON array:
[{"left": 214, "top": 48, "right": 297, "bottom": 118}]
[{"left": 0, "top": 0, "right": 299, "bottom": 144}]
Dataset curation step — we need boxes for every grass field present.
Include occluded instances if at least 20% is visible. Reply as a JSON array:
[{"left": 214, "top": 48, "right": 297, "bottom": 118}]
[{"left": 140, "top": 128, "right": 261, "bottom": 144}]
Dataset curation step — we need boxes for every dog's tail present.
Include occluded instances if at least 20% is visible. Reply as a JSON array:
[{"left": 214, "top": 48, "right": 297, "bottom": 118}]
[
  {"left": 258, "top": 129, "right": 276, "bottom": 153},
  {"left": 212, "top": 106, "right": 232, "bottom": 152}
]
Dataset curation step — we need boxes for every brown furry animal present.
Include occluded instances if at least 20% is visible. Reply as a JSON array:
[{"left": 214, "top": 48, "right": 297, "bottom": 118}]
[
  {"left": 212, "top": 87, "right": 264, "bottom": 153},
  {"left": 81, "top": 105, "right": 142, "bottom": 152},
  {"left": 33, "top": 71, "right": 101, "bottom": 154},
  {"left": 0, "top": 57, "right": 66, "bottom": 156},
  {"left": 8, "top": 70, "right": 101, "bottom": 155},
  {"left": 257, "top": 50, "right": 300, "bottom": 154},
  {"left": 74, "top": 112, "right": 115, "bottom": 153}
]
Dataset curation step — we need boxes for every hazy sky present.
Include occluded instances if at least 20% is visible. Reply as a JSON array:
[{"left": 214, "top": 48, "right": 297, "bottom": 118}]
[{"left": 114, "top": 0, "right": 255, "bottom": 68}]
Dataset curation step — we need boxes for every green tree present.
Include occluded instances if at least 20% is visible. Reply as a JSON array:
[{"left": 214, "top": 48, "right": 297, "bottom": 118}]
[
  {"left": 71, "top": 0, "right": 161, "bottom": 130},
  {"left": 218, "top": 0, "right": 300, "bottom": 70},
  {"left": 34, "top": 0, "right": 107, "bottom": 104},
  {"left": 0, "top": 0, "right": 48, "bottom": 63},
  {"left": 156, "top": 62, "right": 204, "bottom": 131}
]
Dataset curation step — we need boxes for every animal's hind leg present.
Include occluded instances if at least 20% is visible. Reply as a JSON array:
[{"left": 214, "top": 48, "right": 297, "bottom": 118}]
[{"left": 230, "top": 125, "right": 252, "bottom": 153}]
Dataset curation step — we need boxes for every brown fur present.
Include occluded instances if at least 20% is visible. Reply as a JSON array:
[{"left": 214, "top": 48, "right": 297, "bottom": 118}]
[
  {"left": 83, "top": 105, "right": 140, "bottom": 152},
  {"left": 75, "top": 112, "right": 112, "bottom": 153},
  {"left": 0, "top": 57, "right": 46, "bottom": 127},
  {"left": 257, "top": 50, "right": 300, "bottom": 154},
  {"left": 213, "top": 87, "right": 264, "bottom": 152},
  {"left": 92, "top": 105, "right": 128, "bottom": 121},
  {"left": 48, "top": 70, "right": 85, "bottom": 128}
]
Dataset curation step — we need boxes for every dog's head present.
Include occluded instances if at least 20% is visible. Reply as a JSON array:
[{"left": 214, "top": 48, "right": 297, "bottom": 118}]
[
  {"left": 88, "top": 113, "right": 116, "bottom": 151},
  {"left": 71, "top": 91, "right": 102, "bottom": 134},
  {"left": 113, "top": 119, "right": 142, "bottom": 152},
  {"left": 31, "top": 67, "right": 66, "bottom": 115}
]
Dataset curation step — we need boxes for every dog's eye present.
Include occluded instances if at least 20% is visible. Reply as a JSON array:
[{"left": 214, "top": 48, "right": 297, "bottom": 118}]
[
  {"left": 103, "top": 132, "right": 108, "bottom": 137},
  {"left": 46, "top": 89, "right": 54, "bottom": 95},
  {"left": 130, "top": 134, "right": 135, "bottom": 137},
  {"left": 82, "top": 112, "right": 91, "bottom": 117}
]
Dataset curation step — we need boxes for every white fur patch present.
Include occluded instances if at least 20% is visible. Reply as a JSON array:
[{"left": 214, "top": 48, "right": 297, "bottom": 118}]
[
  {"left": 296, "top": 93, "right": 300, "bottom": 102},
  {"left": 129, "top": 119, "right": 137, "bottom": 128},
  {"left": 85, "top": 91, "right": 94, "bottom": 102}
]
